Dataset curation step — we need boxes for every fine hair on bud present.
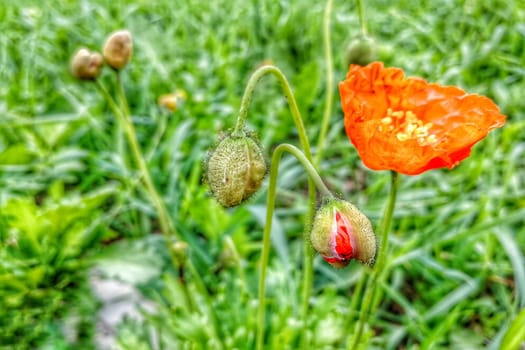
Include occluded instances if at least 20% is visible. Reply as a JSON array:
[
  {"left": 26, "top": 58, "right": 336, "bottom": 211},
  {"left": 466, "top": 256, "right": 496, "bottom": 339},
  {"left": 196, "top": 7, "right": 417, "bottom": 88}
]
[
  {"left": 205, "top": 132, "right": 267, "bottom": 207},
  {"left": 103, "top": 29, "right": 133, "bottom": 70},
  {"left": 70, "top": 48, "right": 104, "bottom": 80}
]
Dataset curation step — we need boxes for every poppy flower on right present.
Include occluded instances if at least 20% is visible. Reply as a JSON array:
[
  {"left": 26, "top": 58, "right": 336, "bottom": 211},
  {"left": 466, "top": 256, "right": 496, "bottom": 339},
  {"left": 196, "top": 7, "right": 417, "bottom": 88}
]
[{"left": 339, "top": 62, "right": 506, "bottom": 175}]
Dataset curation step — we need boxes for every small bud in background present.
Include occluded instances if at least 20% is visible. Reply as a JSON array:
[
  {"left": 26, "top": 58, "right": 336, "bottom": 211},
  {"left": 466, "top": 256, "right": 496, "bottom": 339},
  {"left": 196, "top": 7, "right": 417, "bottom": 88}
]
[
  {"left": 103, "top": 30, "right": 133, "bottom": 70},
  {"left": 158, "top": 89, "right": 188, "bottom": 112},
  {"left": 205, "top": 132, "right": 267, "bottom": 207},
  {"left": 171, "top": 241, "right": 188, "bottom": 264},
  {"left": 345, "top": 34, "right": 378, "bottom": 67},
  {"left": 310, "top": 199, "right": 376, "bottom": 268},
  {"left": 70, "top": 48, "right": 104, "bottom": 80}
]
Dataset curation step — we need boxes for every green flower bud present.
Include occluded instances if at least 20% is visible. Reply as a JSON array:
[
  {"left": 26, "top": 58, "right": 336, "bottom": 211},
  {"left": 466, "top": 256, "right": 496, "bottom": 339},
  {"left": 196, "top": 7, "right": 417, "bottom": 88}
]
[
  {"left": 70, "top": 48, "right": 103, "bottom": 80},
  {"left": 206, "top": 132, "right": 267, "bottom": 207},
  {"left": 310, "top": 199, "right": 376, "bottom": 268},
  {"left": 103, "top": 29, "right": 133, "bottom": 70},
  {"left": 171, "top": 241, "right": 188, "bottom": 264},
  {"left": 345, "top": 34, "right": 378, "bottom": 67}
]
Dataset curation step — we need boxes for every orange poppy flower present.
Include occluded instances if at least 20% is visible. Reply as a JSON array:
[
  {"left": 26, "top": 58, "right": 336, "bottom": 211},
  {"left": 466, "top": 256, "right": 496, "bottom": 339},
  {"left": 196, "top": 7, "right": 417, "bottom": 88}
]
[{"left": 339, "top": 62, "right": 506, "bottom": 175}]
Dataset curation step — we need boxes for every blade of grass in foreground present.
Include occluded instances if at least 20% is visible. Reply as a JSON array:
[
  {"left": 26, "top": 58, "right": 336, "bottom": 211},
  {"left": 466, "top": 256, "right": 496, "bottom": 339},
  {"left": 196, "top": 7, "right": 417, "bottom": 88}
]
[{"left": 494, "top": 227, "right": 525, "bottom": 309}]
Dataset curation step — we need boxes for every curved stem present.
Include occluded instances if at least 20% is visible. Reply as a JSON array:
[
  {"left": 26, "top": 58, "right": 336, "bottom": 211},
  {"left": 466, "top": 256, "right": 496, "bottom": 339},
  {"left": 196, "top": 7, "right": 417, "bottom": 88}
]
[
  {"left": 233, "top": 65, "right": 312, "bottom": 161},
  {"left": 314, "top": 0, "right": 334, "bottom": 167},
  {"left": 234, "top": 65, "right": 320, "bottom": 349},
  {"left": 235, "top": 66, "right": 318, "bottom": 349},
  {"left": 256, "top": 144, "right": 333, "bottom": 350},
  {"left": 356, "top": 0, "right": 368, "bottom": 36},
  {"left": 347, "top": 171, "right": 399, "bottom": 349},
  {"left": 298, "top": 2, "right": 335, "bottom": 347}
]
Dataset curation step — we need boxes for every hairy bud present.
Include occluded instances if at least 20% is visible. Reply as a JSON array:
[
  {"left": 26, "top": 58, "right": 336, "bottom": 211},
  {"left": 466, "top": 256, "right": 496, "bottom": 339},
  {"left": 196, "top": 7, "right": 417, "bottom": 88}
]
[
  {"left": 103, "top": 30, "right": 133, "bottom": 70},
  {"left": 310, "top": 199, "right": 376, "bottom": 268},
  {"left": 206, "top": 132, "right": 266, "bottom": 207},
  {"left": 345, "top": 34, "right": 378, "bottom": 67},
  {"left": 70, "top": 48, "right": 103, "bottom": 80}
]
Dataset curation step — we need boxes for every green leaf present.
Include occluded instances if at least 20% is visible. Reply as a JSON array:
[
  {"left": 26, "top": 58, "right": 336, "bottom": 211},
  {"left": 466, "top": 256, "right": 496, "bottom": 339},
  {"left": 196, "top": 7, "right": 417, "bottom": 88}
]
[
  {"left": 91, "top": 239, "right": 163, "bottom": 285},
  {"left": 0, "top": 144, "right": 38, "bottom": 165},
  {"left": 495, "top": 227, "right": 525, "bottom": 308},
  {"left": 501, "top": 307, "right": 525, "bottom": 350}
]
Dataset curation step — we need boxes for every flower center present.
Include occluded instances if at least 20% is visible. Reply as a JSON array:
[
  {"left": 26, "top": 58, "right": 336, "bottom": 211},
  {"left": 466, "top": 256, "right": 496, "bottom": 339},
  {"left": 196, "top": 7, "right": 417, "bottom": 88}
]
[{"left": 378, "top": 108, "right": 437, "bottom": 146}]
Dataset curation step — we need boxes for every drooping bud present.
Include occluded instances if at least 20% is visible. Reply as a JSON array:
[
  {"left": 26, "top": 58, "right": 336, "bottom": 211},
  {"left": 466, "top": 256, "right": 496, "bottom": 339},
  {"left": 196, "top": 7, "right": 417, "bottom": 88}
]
[
  {"left": 310, "top": 199, "right": 376, "bottom": 268},
  {"left": 205, "top": 132, "right": 267, "bottom": 207},
  {"left": 103, "top": 30, "right": 133, "bottom": 70},
  {"left": 345, "top": 34, "right": 378, "bottom": 67},
  {"left": 70, "top": 48, "right": 104, "bottom": 80}
]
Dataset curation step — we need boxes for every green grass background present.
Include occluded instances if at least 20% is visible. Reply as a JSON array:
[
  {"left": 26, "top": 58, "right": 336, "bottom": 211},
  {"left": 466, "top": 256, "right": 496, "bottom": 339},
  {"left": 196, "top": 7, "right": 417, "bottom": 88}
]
[{"left": 0, "top": 0, "right": 524, "bottom": 349}]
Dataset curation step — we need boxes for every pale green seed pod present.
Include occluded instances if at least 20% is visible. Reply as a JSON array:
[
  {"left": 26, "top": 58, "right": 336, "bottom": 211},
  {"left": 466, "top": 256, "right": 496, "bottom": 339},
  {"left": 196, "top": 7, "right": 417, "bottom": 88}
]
[
  {"left": 345, "top": 34, "right": 378, "bottom": 67},
  {"left": 103, "top": 30, "right": 133, "bottom": 70},
  {"left": 70, "top": 48, "right": 104, "bottom": 80},
  {"left": 206, "top": 133, "right": 267, "bottom": 207},
  {"left": 310, "top": 199, "right": 376, "bottom": 268}
]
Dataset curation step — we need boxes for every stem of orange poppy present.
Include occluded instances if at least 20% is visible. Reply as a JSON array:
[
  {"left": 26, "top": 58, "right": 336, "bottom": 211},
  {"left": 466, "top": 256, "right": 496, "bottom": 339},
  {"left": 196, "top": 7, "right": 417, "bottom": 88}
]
[
  {"left": 356, "top": 0, "right": 368, "bottom": 36},
  {"left": 235, "top": 66, "right": 317, "bottom": 350},
  {"left": 257, "top": 143, "right": 333, "bottom": 350},
  {"left": 347, "top": 171, "right": 399, "bottom": 350},
  {"left": 314, "top": 0, "right": 334, "bottom": 167}
]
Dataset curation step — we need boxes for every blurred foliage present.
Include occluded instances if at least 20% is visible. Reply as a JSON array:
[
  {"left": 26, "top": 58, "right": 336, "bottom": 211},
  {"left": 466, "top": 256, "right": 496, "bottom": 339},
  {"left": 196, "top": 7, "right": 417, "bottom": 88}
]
[
  {"left": 0, "top": 185, "right": 116, "bottom": 348},
  {"left": 0, "top": 0, "right": 524, "bottom": 349}
]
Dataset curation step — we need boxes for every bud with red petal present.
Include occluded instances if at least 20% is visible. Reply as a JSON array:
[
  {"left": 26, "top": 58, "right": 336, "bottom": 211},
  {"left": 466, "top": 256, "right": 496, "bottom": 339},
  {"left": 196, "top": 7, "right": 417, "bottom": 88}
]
[{"left": 310, "top": 199, "right": 376, "bottom": 268}]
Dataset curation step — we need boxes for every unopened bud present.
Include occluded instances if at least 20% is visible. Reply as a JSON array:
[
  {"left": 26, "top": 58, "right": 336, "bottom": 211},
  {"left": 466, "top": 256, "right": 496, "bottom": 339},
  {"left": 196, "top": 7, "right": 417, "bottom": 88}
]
[
  {"left": 345, "top": 34, "right": 378, "bottom": 67},
  {"left": 103, "top": 30, "right": 133, "bottom": 70},
  {"left": 158, "top": 89, "right": 187, "bottom": 112},
  {"left": 171, "top": 241, "right": 188, "bottom": 263},
  {"left": 310, "top": 199, "right": 376, "bottom": 268},
  {"left": 206, "top": 132, "right": 267, "bottom": 207},
  {"left": 70, "top": 48, "right": 103, "bottom": 80}
]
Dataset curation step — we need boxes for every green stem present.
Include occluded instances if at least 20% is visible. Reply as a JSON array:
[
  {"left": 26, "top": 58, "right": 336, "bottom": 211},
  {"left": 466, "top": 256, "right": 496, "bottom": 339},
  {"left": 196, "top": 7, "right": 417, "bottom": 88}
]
[
  {"left": 314, "top": 0, "right": 334, "bottom": 167},
  {"left": 232, "top": 65, "right": 317, "bottom": 349},
  {"left": 233, "top": 65, "right": 311, "bottom": 161},
  {"left": 348, "top": 267, "right": 368, "bottom": 325},
  {"left": 94, "top": 80, "right": 181, "bottom": 266},
  {"left": 234, "top": 65, "right": 320, "bottom": 349},
  {"left": 113, "top": 75, "right": 179, "bottom": 242},
  {"left": 347, "top": 171, "right": 399, "bottom": 349},
  {"left": 257, "top": 144, "right": 333, "bottom": 350},
  {"left": 356, "top": 0, "right": 368, "bottom": 36},
  {"left": 115, "top": 71, "right": 131, "bottom": 118}
]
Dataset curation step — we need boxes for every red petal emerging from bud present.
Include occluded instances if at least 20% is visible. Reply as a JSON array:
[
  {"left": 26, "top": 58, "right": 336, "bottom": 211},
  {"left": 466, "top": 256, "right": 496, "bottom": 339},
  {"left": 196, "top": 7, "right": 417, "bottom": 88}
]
[
  {"left": 311, "top": 200, "right": 376, "bottom": 268},
  {"left": 334, "top": 211, "right": 354, "bottom": 259}
]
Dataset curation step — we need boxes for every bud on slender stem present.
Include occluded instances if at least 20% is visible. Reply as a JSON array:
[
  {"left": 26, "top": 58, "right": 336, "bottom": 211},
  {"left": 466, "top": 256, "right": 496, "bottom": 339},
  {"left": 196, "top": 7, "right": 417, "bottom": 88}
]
[
  {"left": 345, "top": 34, "right": 378, "bottom": 67},
  {"left": 70, "top": 48, "right": 104, "bottom": 80},
  {"left": 103, "top": 29, "right": 133, "bottom": 70}
]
